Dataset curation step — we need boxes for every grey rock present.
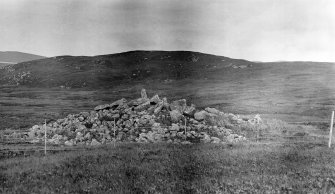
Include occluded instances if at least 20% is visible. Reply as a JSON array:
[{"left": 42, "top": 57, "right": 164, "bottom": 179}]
[
  {"left": 150, "top": 94, "right": 160, "bottom": 104},
  {"left": 194, "top": 110, "right": 208, "bottom": 121},
  {"left": 94, "top": 98, "right": 127, "bottom": 111},
  {"left": 154, "top": 102, "right": 164, "bottom": 115},
  {"left": 181, "top": 141, "right": 192, "bottom": 145},
  {"left": 183, "top": 104, "right": 196, "bottom": 117},
  {"left": 200, "top": 132, "right": 211, "bottom": 143},
  {"left": 205, "top": 107, "right": 221, "bottom": 115},
  {"left": 64, "top": 140, "right": 74, "bottom": 146},
  {"left": 171, "top": 123, "right": 180, "bottom": 131},
  {"left": 84, "top": 132, "right": 91, "bottom": 140},
  {"left": 170, "top": 99, "right": 187, "bottom": 113},
  {"left": 91, "top": 138, "right": 101, "bottom": 146},
  {"left": 210, "top": 137, "right": 221, "bottom": 143},
  {"left": 112, "top": 114, "right": 120, "bottom": 119},
  {"left": 134, "top": 100, "right": 151, "bottom": 111},
  {"left": 141, "top": 88, "right": 148, "bottom": 99},
  {"left": 162, "top": 97, "right": 169, "bottom": 110},
  {"left": 170, "top": 110, "right": 182, "bottom": 123},
  {"left": 75, "top": 124, "right": 86, "bottom": 133}
]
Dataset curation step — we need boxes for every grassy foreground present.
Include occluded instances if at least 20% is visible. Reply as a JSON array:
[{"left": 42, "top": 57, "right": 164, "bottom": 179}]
[{"left": 1, "top": 142, "right": 335, "bottom": 193}]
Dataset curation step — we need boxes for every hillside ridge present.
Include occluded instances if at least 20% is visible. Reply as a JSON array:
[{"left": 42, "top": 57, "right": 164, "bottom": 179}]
[
  {"left": 0, "top": 51, "right": 46, "bottom": 64},
  {"left": 0, "top": 50, "right": 255, "bottom": 88}
]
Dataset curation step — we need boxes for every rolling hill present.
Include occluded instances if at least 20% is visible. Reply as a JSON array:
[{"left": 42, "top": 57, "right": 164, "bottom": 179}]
[
  {"left": 0, "top": 50, "right": 335, "bottom": 130},
  {"left": 0, "top": 51, "right": 45, "bottom": 64},
  {"left": 0, "top": 50, "right": 253, "bottom": 88}
]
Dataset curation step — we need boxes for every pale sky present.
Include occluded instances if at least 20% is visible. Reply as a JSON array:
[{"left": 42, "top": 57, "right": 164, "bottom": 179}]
[{"left": 0, "top": 0, "right": 334, "bottom": 62}]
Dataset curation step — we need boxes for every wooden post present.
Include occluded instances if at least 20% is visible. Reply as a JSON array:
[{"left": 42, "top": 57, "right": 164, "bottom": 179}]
[
  {"left": 256, "top": 128, "right": 259, "bottom": 142},
  {"left": 44, "top": 120, "right": 47, "bottom": 156},
  {"left": 113, "top": 118, "right": 116, "bottom": 147},
  {"left": 184, "top": 117, "right": 187, "bottom": 140},
  {"left": 329, "top": 111, "right": 334, "bottom": 148}
]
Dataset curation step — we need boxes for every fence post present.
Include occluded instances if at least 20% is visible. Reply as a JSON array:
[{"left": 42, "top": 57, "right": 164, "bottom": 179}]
[
  {"left": 184, "top": 117, "right": 187, "bottom": 140},
  {"left": 113, "top": 118, "right": 116, "bottom": 147},
  {"left": 256, "top": 128, "right": 259, "bottom": 142},
  {"left": 44, "top": 120, "right": 47, "bottom": 156},
  {"left": 329, "top": 111, "right": 334, "bottom": 148}
]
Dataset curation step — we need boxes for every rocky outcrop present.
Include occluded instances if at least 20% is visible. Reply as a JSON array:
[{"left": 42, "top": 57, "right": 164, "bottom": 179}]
[{"left": 27, "top": 89, "right": 254, "bottom": 146}]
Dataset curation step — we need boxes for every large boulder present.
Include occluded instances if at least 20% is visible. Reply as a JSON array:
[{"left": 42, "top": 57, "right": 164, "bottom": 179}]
[
  {"left": 205, "top": 107, "right": 221, "bottom": 115},
  {"left": 150, "top": 94, "right": 161, "bottom": 105},
  {"left": 154, "top": 102, "right": 164, "bottom": 115},
  {"left": 194, "top": 110, "right": 208, "bottom": 121},
  {"left": 194, "top": 110, "right": 217, "bottom": 121},
  {"left": 162, "top": 97, "right": 169, "bottom": 109},
  {"left": 170, "top": 99, "right": 187, "bottom": 113},
  {"left": 127, "top": 98, "right": 149, "bottom": 107},
  {"left": 183, "top": 104, "right": 196, "bottom": 117},
  {"left": 94, "top": 98, "right": 127, "bottom": 111},
  {"left": 141, "top": 88, "right": 148, "bottom": 99},
  {"left": 134, "top": 100, "right": 151, "bottom": 111},
  {"left": 170, "top": 110, "right": 182, "bottom": 123}
]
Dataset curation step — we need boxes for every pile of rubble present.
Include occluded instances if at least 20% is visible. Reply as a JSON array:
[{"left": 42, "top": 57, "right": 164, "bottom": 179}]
[{"left": 27, "top": 89, "right": 260, "bottom": 146}]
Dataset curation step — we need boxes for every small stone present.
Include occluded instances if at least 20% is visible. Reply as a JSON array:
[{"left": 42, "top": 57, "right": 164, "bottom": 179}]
[
  {"left": 211, "top": 137, "right": 221, "bottom": 143},
  {"left": 189, "top": 118, "right": 199, "bottom": 124},
  {"left": 112, "top": 114, "right": 120, "bottom": 119},
  {"left": 181, "top": 141, "right": 192, "bottom": 145},
  {"left": 84, "top": 132, "right": 91, "bottom": 140},
  {"left": 91, "top": 138, "right": 101, "bottom": 146},
  {"left": 64, "top": 140, "right": 73, "bottom": 146},
  {"left": 171, "top": 123, "right": 180, "bottom": 131},
  {"left": 76, "top": 132, "right": 84, "bottom": 138},
  {"left": 75, "top": 124, "right": 86, "bottom": 133},
  {"left": 152, "top": 122, "right": 160, "bottom": 127},
  {"left": 200, "top": 132, "right": 211, "bottom": 143}
]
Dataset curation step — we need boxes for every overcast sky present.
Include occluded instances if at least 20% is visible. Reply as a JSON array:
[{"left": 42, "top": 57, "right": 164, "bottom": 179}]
[{"left": 0, "top": 0, "right": 334, "bottom": 61}]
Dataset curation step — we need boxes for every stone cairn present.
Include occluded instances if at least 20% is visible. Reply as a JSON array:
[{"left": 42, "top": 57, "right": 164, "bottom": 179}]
[{"left": 27, "top": 89, "right": 253, "bottom": 146}]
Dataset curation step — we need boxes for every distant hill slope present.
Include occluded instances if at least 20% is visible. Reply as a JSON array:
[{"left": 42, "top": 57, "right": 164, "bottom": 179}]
[
  {"left": 0, "top": 50, "right": 253, "bottom": 88},
  {"left": 0, "top": 51, "right": 45, "bottom": 64}
]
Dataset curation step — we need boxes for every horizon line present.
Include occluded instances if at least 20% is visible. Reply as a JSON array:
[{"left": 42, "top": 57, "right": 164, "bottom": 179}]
[{"left": 1, "top": 50, "right": 334, "bottom": 64}]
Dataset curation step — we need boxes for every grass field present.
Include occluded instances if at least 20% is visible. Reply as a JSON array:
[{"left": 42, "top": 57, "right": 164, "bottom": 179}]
[
  {"left": 1, "top": 141, "right": 335, "bottom": 193},
  {"left": 1, "top": 118, "right": 334, "bottom": 193}
]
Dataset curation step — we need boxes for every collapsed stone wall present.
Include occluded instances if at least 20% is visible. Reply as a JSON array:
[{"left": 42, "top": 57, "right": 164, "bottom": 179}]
[{"left": 27, "top": 89, "right": 260, "bottom": 146}]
